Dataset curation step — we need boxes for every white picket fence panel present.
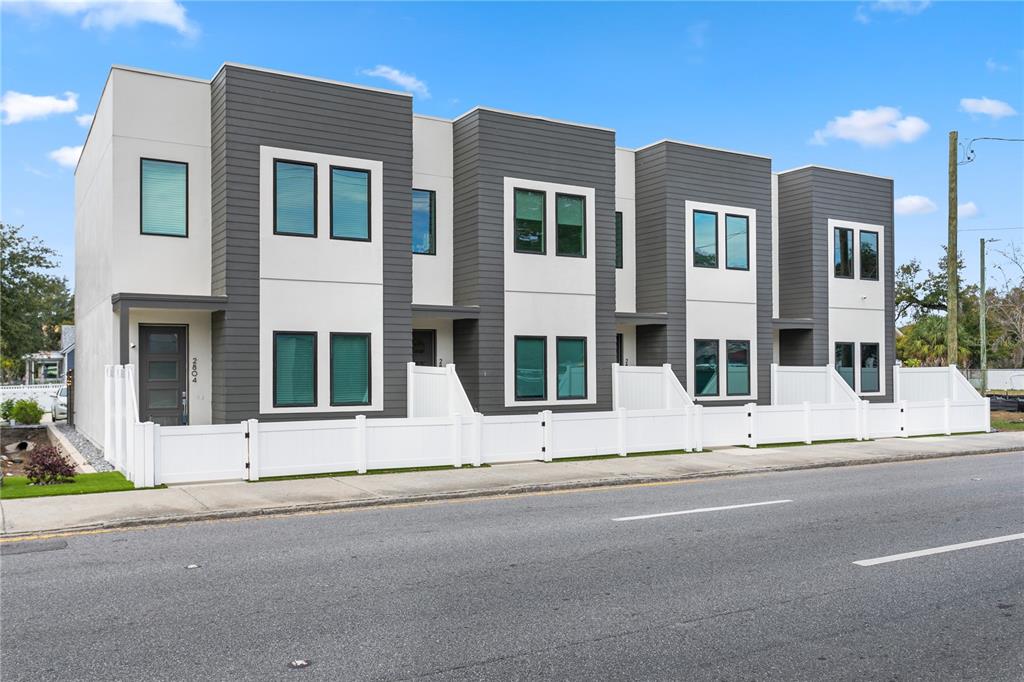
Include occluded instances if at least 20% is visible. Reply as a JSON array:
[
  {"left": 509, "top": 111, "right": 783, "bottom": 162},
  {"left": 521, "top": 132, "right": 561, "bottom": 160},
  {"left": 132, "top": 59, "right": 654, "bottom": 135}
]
[
  {"left": 771, "top": 364, "right": 860, "bottom": 405},
  {"left": 700, "top": 405, "right": 751, "bottom": 448},
  {"left": 962, "top": 368, "right": 1024, "bottom": 392},
  {"left": 407, "top": 363, "right": 475, "bottom": 418},
  {"left": 613, "top": 363, "right": 693, "bottom": 410},
  {"left": 0, "top": 383, "right": 62, "bottom": 406},
  {"left": 158, "top": 423, "right": 248, "bottom": 484},
  {"left": 480, "top": 414, "right": 542, "bottom": 463}
]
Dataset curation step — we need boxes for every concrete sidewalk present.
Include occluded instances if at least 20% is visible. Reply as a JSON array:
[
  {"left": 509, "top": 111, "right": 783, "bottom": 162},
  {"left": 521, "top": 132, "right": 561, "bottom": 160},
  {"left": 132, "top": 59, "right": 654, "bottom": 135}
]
[{"left": 2, "top": 432, "right": 1021, "bottom": 537}]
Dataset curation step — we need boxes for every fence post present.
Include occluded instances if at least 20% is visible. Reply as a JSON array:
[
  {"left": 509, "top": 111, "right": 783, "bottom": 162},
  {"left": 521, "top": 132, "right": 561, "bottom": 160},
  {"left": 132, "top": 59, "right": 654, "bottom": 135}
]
[
  {"left": 541, "top": 410, "right": 553, "bottom": 462},
  {"left": 246, "top": 419, "right": 260, "bottom": 481},
  {"left": 355, "top": 415, "right": 368, "bottom": 474},
  {"left": 860, "top": 400, "right": 870, "bottom": 441},
  {"left": 893, "top": 364, "right": 901, "bottom": 403},
  {"left": 151, "top": 422, "right": 161, "bottom": 487},
  {"left": 141, "top": 422, "right": 156, "bottom": 488},
  {"left": 827, "top": 364, "right": 835, "bottom": 404},
  {"left": 802, "top": 401, "right": 812, "bottom": 444},
  {"left": 451, "top": 413, "right": 464, "bottom": 468},
  {"left": 899, "top": 400, "right": 910, "bottom": 437},
  {"left": 611, "top": 362, "right": 620, "bottom": 411},
  {"left": 617, "top": 407, "right": 628, "bottom": 457},
  {"left": 662, "top": 364, "right": 673, "bottom": 408},
  {"left": 683, "top": 405, "right": 693, "bottom": 453},
  {"left": 947, "top": 364, "right": 956, "bottom": 401},
  {"left": 471, "top": 412, "right": 483, "bottom": 466},
  {"left": 114, "top": 365, "right": 125, "bottom": 472},
  {"left": 103, "top": 366, "right": 114, "bottom": 461},
  {"left": 406, "top": 362, "right": 416, "bottom": 418},
  {"left": 694, "top": 404, "right": 704, "bottom": 452},
  {"left": 943, "top": 398, "right": 951, "bottom": 435},
  {"left": 445, "top": 364, "right": 456, "bottom": 417},
  {"left": 771, "top": 364, "right": 778, "bottom": 405},
  {"left": 746, "top": 402, "right": 758, "bottom": 448}
]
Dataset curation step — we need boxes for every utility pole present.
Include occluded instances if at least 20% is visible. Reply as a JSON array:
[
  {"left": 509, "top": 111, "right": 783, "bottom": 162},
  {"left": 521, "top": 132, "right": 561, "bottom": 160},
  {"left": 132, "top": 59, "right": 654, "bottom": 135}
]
[
  {"left": 946, "top": 130, "right": 958, "bottom": 366},
  {"left": 979, "top": 238, "right": 987, "bottom": 394}
]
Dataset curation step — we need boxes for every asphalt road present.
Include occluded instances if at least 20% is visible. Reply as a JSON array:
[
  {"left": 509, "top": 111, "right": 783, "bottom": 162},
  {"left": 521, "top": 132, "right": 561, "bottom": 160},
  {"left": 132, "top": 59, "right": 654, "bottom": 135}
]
[{"left": 2, "top": 452, "right": 1023, "bottom": 681}]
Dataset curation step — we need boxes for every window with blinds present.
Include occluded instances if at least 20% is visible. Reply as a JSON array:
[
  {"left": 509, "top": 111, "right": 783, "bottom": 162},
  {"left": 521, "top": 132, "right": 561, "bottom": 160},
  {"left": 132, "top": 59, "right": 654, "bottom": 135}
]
[
  {"left": 514, "top": 336, "right": 546, "bottom": 400},
  {"left": 331, "top": 333, "right": 370, "bottom": 405},
  {"left": 274, "top": 160, "right": 317, "bottom": 236},
  {"left": 140, "top": 159, "right": 188, "bottom": 237},
  {"left": 555, "top": 194, "right": 585, "bottom": 257},
  {"left": 331, "top": 167, "right": 370, "bottom": 240},
  {"left": 274, "top": 332, "right": 316, "bottom": 407},
  {"left": 556, "top": 337, "right": 587, "bottom": 399}
]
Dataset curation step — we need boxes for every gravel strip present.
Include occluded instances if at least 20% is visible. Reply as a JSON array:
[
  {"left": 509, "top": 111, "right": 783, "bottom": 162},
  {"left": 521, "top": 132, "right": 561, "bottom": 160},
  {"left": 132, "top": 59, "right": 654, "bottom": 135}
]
[{"left": 53, "top": 423, "right": 113, "bottom": 472}]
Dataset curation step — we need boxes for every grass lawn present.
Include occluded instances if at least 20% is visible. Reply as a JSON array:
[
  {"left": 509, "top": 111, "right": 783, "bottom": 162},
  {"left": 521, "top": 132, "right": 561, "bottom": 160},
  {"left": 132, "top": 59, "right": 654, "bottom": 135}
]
[
  {"left": 992, "top": 418, "right": 1024, "bottom": 431},
  {"left": 0, "top": 472, "right": 135, "bottom": 499}
]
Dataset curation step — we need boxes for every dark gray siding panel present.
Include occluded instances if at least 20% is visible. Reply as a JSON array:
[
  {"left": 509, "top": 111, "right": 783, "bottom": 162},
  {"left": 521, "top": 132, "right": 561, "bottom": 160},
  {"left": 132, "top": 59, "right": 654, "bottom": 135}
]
[{"left": 211, "top": 66, "right": 412, "bottom": 422}]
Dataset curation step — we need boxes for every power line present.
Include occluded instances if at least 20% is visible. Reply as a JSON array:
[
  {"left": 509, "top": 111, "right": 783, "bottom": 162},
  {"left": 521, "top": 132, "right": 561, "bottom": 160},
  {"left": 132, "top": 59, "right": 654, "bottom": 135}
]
[{"left": 957, "top": 227, "right": 1023, "bottom": 232}]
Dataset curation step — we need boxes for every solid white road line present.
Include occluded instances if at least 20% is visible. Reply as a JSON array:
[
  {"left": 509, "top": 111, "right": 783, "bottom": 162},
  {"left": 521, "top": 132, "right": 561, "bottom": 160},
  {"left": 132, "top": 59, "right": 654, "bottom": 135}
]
[
  {"left": 853, "top": 532, "right": 1024, "bottom": 567},
  {"left": 613, "top": 499, "right": 793, "bottom": 522}
]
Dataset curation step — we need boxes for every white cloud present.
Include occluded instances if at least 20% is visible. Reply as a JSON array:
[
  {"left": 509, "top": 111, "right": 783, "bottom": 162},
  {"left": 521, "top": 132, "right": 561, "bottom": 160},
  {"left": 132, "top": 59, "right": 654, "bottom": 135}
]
[
  {"left": 985, "top": 58, "right": 1009, "bottom": 73},
  {"left": 894, "top": 195, "right": 937, "bottom": 215},
  {"left": 959, "top": 97, "right": 1018, "bottom": 119},
  {"left": 855, "top": 1, "right": 931, "bottom": 23},
  {"left": 76, "top": 113, "right": 94, "bottom": 127},
  {"left": 958, "top": 201, "right": 979, "bottom": 219},
  {"left": 360, "top": 65, "right": 429, "bottom": 98},
  {"left": 49, "top": 145, "right": 83, "bottom": 168},
  {"left": 13, "top": 1, "right": 198, "bottom": 38},
  {"left": 811, "top": 106, "right": 929, "bottom": 147},
  {"left": 0, "top": 90, "right": 78, "bottom": 124}
]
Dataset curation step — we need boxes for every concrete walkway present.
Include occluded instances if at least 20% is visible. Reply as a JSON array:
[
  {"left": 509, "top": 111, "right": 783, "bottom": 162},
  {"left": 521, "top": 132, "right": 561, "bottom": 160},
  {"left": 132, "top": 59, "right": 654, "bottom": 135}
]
[{"left": 2, "top": 432, "right": 1021, "bottom": 537}]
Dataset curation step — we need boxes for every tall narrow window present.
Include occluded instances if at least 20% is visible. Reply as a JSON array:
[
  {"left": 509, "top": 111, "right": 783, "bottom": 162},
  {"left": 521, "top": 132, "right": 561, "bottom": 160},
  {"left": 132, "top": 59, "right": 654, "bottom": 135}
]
[
  {"left": 860, "top": 343, "right": 880, "bottom": 393},
  {"left": 834, "top": 227, "right": 854, "bottom": 278},
  {"left": 725, "top": 214, "right": 749, "bottom": 270},
  {"left": 556, "top": 337, "right": 587, "bottom": 400},
  {"left": 556, "top": 194, "right": 585, "bottom": 257},
  {"left": 615, "top": 333, "right": 624, "bottom": 365},
  {"left": 694, "top": 339, "right": 719, "bottom": 396},
  {"left": 726, "top": 340, "right": 750, "bottom": 396},
  {"left": 615, "top": 211, "right": 623, "bottom": 269},
  {"left": 331, "top": 167, "right": 370, "bottom": 240},
  {"left": 141, "top": 159, "right": 188, "bottom": 237},
  {"left": 331, "top": 333, "right": 370, "bottom": 405},
  {"left": 514, "top": 336, "right": 546, "bottom": 400},
  {"left": 274, "top": 160, "right": 317, "bottom": 236},
  {"left": 274, "top": 332, "right": 316, "bottom": 407},
  {"left": 411, "top": 189, "right": 435, "bottom": 255},
  {"left": 860, "top": 231, "right": 879, "bottom": 280},
  {"left": 835, "top": 342, "right": 855, "bottom": 389},
  {"left": 693, "top": 210, "right": 718, "bottom": 268},
  {"left": 514, "top": 189, "right": 545, "bottom": 254}
]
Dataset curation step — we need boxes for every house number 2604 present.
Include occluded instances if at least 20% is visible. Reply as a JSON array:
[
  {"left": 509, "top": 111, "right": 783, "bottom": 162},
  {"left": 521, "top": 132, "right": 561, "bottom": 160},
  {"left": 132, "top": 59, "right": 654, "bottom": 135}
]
[{"left": 191, "top": 357, "right": 198, "bottom": 383}]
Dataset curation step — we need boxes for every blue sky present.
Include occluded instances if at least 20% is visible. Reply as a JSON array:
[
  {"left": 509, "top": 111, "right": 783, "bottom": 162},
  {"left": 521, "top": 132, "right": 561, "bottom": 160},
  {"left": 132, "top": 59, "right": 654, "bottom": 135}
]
[{"left": 2, "top": 1, "right": 1022, "bottom": 289}]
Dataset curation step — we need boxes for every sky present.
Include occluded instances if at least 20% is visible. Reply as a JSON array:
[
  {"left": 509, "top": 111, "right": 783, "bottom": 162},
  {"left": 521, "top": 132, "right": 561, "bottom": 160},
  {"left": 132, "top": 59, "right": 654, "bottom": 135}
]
[{"left": 2, "top": 0, "right": 1022, "bottom": 291}]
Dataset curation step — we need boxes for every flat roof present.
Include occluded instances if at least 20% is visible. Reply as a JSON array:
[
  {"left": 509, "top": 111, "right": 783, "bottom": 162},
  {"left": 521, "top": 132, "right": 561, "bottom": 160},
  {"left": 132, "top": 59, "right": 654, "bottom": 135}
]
[
  {"left": 215, "top": 62, "right": 412, "bottom": 98},
  {"left": 631, "top": 138, "right": 772, "bottom": 160},
  {"left": 776, "top": 164, "right": 893, "bottom": 181},
  {"left": 454, "top": 105, "right": 615, "bottom": 133}
]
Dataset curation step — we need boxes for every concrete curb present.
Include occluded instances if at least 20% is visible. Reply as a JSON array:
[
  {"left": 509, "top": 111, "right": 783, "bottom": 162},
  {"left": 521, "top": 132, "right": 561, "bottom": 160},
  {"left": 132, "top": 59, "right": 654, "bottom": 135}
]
[
  {"left": 1, "top": 445, "right": 1019, "bottom": 540},
  {"left": 46, "top": 424, "right": 96, "bottom": 474}
]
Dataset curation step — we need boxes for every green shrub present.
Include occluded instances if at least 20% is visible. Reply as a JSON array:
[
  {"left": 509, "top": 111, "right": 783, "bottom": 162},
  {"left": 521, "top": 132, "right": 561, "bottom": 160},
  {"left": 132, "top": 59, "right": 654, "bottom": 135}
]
[
  {"left": 10, "top": 399, "right": 44, "bottom": 425},
  {"left": 0, "top": 399, "right": 13, "bottom": 421}
]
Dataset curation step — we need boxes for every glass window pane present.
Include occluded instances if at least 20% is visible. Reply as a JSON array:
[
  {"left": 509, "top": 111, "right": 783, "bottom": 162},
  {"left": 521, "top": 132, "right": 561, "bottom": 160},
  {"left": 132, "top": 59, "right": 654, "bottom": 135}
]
[
  {"left": 147, "top": 332, "right": 178, "bottom": 354},
  {"left": 275, "top": 161, "right": 316, "bottom": 236},
  {"left": 141, "top": 159, "right": 187, "bottom": 236},
  {"left": 861, "top": 343, "right": 880, "bottom": 393},
  {"left": 148, "top": 360, "right": 177, "bottom": 381},
  {"left": 331, "top": 334, "right": 370, "bottom": 405},
  {"left": 860, "top": 231, "right": 879, "bottom": 280},
  {"left": 147, "top": 389, "right": 178, "bottom": 409},
  {"left": 332, "top": 168, "right": 369, "bottom": 240},
  {"left": 834, "top": 227, "right": 854, "bottom": 277},
  {"left": 556, "top": 194, "right": 585, "bottom": 257},
  {"left": 725, "top": 215, "right": 749, "bottom": 270},
  {"left": 615, "top": 211, "right": 623, "bottom": 269},
  {"left": 556, "top": 338, "right": 586, "bottom": 399},
  {"left": 411, "top": 189, "right": 434, "bottom": 254},
  {"left": 275, "top": 333, "right": 315, "bottom": 406},
  {"left": 726, "top": 340, "right": 750, "bottom": 396},
  {"left": 515, "top": 337, "right": 546, "bottom": 400},
  {"left": 835, "top": 342, "right": 855, "bottom": 389},
  {"left": 694, "top": 339, "right": 719, "bottom": 396},
  {"left": 693, "top": 211, "right": 718, "bottom": 268},
  {"left": 514, "top": 189, "right": 545, "bottom": 254}
]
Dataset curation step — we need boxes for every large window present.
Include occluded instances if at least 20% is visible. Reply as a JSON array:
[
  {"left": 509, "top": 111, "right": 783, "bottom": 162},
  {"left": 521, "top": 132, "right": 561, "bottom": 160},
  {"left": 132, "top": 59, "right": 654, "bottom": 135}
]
[
  {"left": 274, "top": 160, "right": 317, "bottom": 237},
  {"left": 726, "top": 340, "right": 750, "bottom": 396},
  {"left": 835, "top": 342, "right": 855, "bottom": 389},
  {"left": 860, "top": 343, "right": 880, "bottom": 393},
  {"left": 860, "top": 231, "right": 879, "bottom": 280},
  {"left": 331, "top": 167, "right": 370, "bottom": 241},
  {"left": 693, "top": 210, "right": 718, "bottom": 268},
  {"left": 834, "top": 227, "right": 854, "bottom": 278},
  {"left": 274, "top": 332, "right": 316, "bottom": 407},
  {"left": 725, "top": 214, "right": 749, "bottom": 270},
  {"left": 556, "top": 194, "right": 585, "bottom": 257},
  {"left": 411, "top": 188, "right": 435, "bottom": 255},
  {"left": 615, "top": 211, "right": 623, "bottom": 269},
  {"left": 514, "top": 188, "right": 545, "bottom": 254},
  {"left": 514, "top": 336, "right": 546, "bottom": 400},
  {"left": 331, "top": 333, "right": 370, "bottom": 405},
  {"left": 556, "top": 337, "right": 587, "bottom": 400},
  {"left": 694, "top": 339, "right": 719, "bottom": 396},
  {"left": 141, "top": 159, "right": 188, "bottom": 237}
]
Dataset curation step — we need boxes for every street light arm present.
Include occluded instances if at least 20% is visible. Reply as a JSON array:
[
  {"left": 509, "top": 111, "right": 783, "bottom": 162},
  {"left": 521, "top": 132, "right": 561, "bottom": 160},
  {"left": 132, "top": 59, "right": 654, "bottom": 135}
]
[{"left": 959, "top": 136, "right": 1024, "bottom": 165}]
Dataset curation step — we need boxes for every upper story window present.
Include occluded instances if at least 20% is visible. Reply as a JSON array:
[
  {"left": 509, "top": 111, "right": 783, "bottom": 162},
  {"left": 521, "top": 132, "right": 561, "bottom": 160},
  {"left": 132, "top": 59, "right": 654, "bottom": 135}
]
[
  {"left": 411, "top": 189, "right": 435, "bottom": 255},
  {"left": 725, "top": 215, "right": 749, "bottom": 270},
  {"left": 331, "top": 167, "right": 370, "bottom": 241},
  {"left": 274, "top": 160, "right": 317, "bottom": 237},
  {"left": 514, "top": 188, "right": 546, "bottom": 254},
  {"left": 555, "top": 194, "right": 586, "bottom": 257},
  {"left": 833, "top": 227, "right": 854, "bottom": 278},
  {"left": 140, "top": 159, "right": 188, "bottom": 237},
  {"left": 693, "top": 210, "right": 718, "bottom": 268},
  {"left": 860, "top": 231, "right": 879, "bottom": 280},
  {"left": 615, "top": 211, "right": 623, "bottom": 269}
]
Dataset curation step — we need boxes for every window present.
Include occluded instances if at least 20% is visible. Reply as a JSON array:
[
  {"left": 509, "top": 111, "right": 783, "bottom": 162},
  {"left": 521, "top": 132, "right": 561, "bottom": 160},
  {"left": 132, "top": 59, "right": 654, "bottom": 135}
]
[
  {"left": 615, "top": 333, "right": 624, "bottom": 366},
  {"left": 514, "top": 336, "right": 546, "bottom": 400},
  {"left": 411, "top": 189, "right": 435, "bottom": 255},
  {"left": 835, "top": 342, "right": 855, "bottom": 389},
  {"left": 514, "top": 189, "right": 545, "bottom": 254},
  {"left": 860, "top": 231, "right": 879, "bottom": 280},
  {"left": 694, "top": 339, "right": 719, "bottom": 396},
  {"left": 834, "top": 227, "right": 854, "bottom": 278},
  {"left": 331, "top": 167, "right": 370, "bottom": 241},
  {"left": 274, "top": 332, "right": 316, "bottom": 407},
  {"left": 860, "top": 343, "right": 880, "bottom": 393},
  {"left": 726, "top": 340, "right": 750, "bottom": 396},
  {"left": 725, "top": 214, "right": 749, "bottom": 270},
  {"left": 141, "top": 159, "right": 188, "bottom": 237},
  {"left": 615, "top": 211, "right": 623, "bottom": 269},
  {"left": 693, "top": 210, "right": 718, "bottom": 268},
  {"left": 331, "top": 333, "right": 370, "bottom": 405},
  {"left": 274, "top": 160, "right": 317, "bottom": 236},
  {"left": 555, "top": 194, "right": 586, "bottom": 257},
  {"left": 556, "top": 337, "right": 587, "bottom": 400}
]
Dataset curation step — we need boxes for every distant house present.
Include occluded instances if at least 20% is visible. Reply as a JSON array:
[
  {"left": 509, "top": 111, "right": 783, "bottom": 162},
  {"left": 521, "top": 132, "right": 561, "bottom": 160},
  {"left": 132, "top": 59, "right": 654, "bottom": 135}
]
[{"left": 22, "top": 350, "right": 64, "bottom": 384}]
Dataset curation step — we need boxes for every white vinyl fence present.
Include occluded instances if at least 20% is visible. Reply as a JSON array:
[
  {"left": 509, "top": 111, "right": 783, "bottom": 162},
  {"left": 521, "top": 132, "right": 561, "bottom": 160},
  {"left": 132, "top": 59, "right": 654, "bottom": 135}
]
[
  {"left": 406, "top": 363, "right": 475, "bottom": 418},
  {"left": 961, "top": 368, "right": 1024, "bottom": 392},
  {"left": 771, "top": 364, "right": 860, "bottom": 405},
  {"left": 613, "top": 364, "right": 693, "bottom": 410},
  {"left": 0, "top": 382, "right": 62, "bottom": 407}
]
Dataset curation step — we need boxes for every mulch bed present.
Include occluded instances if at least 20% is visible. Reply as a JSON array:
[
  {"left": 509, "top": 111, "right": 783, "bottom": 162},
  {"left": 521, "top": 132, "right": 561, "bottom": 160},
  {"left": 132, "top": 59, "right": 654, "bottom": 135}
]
[{"left": 1, "top": 426, "right": 56, "bottom": 478}]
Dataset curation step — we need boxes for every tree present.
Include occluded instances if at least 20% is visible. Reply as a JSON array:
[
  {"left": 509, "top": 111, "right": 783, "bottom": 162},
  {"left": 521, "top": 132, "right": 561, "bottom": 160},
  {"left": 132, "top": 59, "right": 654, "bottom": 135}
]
[
  {"left": 988, "top": 244, "right": 1024, "bottom": 366},
  {"left": 0, "top": 224, "right": 74, "bottom": 382}
]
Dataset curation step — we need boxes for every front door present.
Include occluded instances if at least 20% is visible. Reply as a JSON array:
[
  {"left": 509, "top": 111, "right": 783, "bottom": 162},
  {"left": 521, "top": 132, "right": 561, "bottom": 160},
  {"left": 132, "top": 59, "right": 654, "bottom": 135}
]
[
  {"left": 412, "top": 329, "right": 437, "bottom": 367},
  {"left": 139, "top": 325, "right": 188, "bottom": 426}
]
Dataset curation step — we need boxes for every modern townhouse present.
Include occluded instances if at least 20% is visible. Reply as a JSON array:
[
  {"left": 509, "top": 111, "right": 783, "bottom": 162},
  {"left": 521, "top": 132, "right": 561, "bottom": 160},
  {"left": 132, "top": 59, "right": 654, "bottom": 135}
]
[{"left": 73, "top": 63, "right": 894, "bottom": 446}]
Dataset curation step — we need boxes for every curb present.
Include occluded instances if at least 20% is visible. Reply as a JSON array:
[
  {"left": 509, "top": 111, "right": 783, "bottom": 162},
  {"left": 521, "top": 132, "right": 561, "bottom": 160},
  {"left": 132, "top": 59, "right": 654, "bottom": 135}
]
[
  {"left": 46, "top": 424, "right": 96, "bottom": 474},
  {"left": 1, "top": 445, "right": 1020, "bottom": 540}
]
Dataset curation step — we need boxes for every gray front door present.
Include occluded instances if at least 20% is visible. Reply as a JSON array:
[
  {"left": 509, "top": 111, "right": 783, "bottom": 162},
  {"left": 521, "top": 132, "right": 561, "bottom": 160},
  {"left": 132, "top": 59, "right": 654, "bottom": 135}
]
[{"left": 139, "top": 325, "right": 188, "bottom": 426}]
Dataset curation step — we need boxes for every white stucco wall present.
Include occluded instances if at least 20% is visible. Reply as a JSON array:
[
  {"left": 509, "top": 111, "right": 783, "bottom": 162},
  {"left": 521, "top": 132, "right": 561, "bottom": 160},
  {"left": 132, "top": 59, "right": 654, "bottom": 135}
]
[
  {"left": 615, "top": 148, "right": 637, "bottom": 313},
  {"left": 412, "top": 116, "right": 454, "bottom": 306},
  {"left": 411, "top": 317, "right": 454, "bottom": 366},
  {"left": 615, "top": 325, "right": 638, "bottom": 367}
]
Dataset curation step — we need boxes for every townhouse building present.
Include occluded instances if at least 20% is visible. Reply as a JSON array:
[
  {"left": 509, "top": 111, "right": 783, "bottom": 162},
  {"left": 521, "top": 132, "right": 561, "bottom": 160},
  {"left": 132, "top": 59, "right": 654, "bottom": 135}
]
[{"left": 73, "top": 64, "right": 894, "bottom": 446}]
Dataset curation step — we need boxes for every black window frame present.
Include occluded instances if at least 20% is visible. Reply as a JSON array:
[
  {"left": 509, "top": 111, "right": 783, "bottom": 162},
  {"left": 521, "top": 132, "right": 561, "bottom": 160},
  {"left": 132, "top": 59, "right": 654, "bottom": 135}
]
[
  {"left": 615, "top": 211, "right": 623, "bottom": 269},
  {"left": 615, "top": 332, "right": 624, "bottom": 365},
  {"left": 859, "top": 230, "right": 879, "bottom": 281},
  {"left": 513, "top": 188, "right": 546, "bottom": 255},
  {"left": 724, "top": 213, "right": 750, "bottom": 271},
  {"left": 725, "top": 339, "right": 751, "bottom": 397},
  {"left": 555, "top": 336, "right": 588, "bottom": 400},
  {"left": 329, "top": 165, "right": 371, "bottom": 242},
  {"left": 860, "top": 342, "right": 880, "bottom": 393},
  {"left": 833, "top": 226, "right": 855, "bottom": 279},
  {"left": 139, "top": 157, "right": 189, "bottom": 238},
  {"left": 692, "top": 210, "right": 719, "bottom": 269},
  {"left": 411, "top": 187, "right": 436, "bottom": 255},
  {"left": 834, "top": 341, "right": 855, "bottom": 390},
  {"left": 693, "top": 338, "right": 720, "bottom": 397},
  {"left": 272, "top": 331, "right": 318, "bottom": 408},
  {"left": 554, "top": 192, "right": 586, "bottom": 258},
  {"left": 329, "top": 332, "right": 372, "bottom": 407},
  {"left": 514, "top": 335, "right": 547, "bottom": 401},
  {"left": 273, "top": 159, "right": 318, "bottom": 238}
]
